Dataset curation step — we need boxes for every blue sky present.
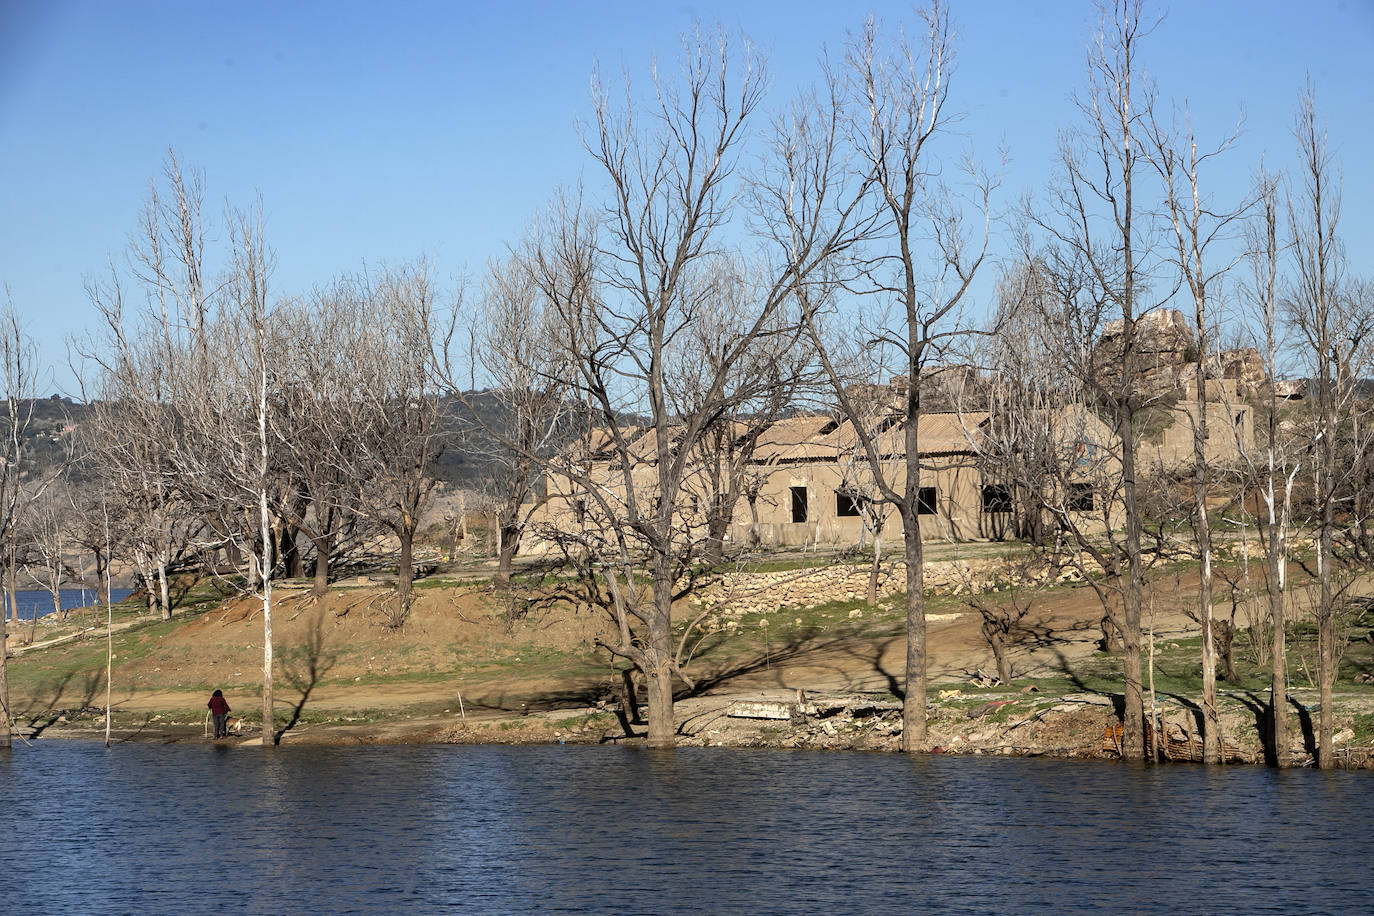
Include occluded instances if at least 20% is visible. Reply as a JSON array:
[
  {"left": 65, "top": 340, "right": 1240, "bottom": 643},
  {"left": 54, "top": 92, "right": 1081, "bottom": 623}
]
[{"left": 2, "top": 0, "right": 1371, "bottom": 394}]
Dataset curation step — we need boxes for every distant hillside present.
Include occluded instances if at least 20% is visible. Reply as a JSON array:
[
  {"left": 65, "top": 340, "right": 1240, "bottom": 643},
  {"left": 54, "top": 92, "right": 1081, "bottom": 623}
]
[
  {"left": 6, "top": 391, "right": 586, "bottom": 493},
  {"left": 5, "top": 395, "right": 90, "bottom": 479}
]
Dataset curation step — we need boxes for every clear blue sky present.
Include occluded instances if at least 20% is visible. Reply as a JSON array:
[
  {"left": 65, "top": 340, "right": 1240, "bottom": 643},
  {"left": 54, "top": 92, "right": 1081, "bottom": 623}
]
[{"left": 2, "top": 0, "right": 1371, "bottom": 395}]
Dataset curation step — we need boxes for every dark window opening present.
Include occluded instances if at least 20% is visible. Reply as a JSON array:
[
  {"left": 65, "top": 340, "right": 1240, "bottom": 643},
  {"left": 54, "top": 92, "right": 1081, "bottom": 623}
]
[
  {"left": 836, "top": 491, "right": 863, "bottom": 517},
  {"left": 791, "top": 486, "right": 808, "bottom": 523},
  {"left": 981, "top": 484, "right": 1012, "bottom": 513},
  {"left": 875, "top": 415, "right": 902, "bottom": 435},
  {"left": 574, "top": 498, "right": 586, "bottom": 524},
  {"left": 917, "top": 486, "right": 938, "bottom": 515},
  {"left": 1068, "top": 482, "right": 1095, "bottom": 512}
]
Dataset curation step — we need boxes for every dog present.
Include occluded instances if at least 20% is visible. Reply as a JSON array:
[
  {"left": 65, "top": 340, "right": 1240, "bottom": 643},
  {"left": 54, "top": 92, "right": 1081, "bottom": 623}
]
[{"left": 209, "top": 714, "right": 245, "bottom": 738}]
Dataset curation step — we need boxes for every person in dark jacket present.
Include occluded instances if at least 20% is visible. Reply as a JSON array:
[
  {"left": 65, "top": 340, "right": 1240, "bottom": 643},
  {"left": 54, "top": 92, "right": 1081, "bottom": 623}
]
[{"left": 208, "top": 689, "right": 231, "bottom": 739}]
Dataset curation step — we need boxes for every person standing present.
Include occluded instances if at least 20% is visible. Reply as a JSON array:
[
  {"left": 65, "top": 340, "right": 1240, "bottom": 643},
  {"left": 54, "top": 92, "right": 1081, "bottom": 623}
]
[{"left": 208, "top": 689, "right": 231, "bottom": 739}]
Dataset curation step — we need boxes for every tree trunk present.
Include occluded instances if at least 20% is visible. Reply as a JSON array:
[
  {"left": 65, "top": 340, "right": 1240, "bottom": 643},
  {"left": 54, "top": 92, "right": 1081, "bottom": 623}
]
[
  {"left": 259, "top": 495, "right": 276, "bottom": 746},
  {"left": 395, "top": 526, "right": 415, "bottom": 627},
  {"left": 704, "top": 510, "right": 731, "bottom": 566},
  {"left": 901, "top": 510, "right": 927, "bottom": 753},
  {"left": 618, "top": 667, "right": 642, "bottom": 726},
  {"left": 223, "top": 537, "right": 243, "bottom": 569},
  {"left": 1195, "top": 391, "right": 1220, "bottom": 764},
  {"left": 0, "top": 601, "right": 10, "bottom": 748},
  {"left": 867, "top": 530, "right": 882, "bottom": 606},
  {"left": 1118, "top": 412, "right": 1146, "bottom": 762},
  {"left": 310, "top": 532, "right": 332, "bottom": 597},
  {"left": 1213, "top": 619, "right": 1239, "bottom": 685},
  {"left": 643, "top": 655, "right": 675, "bottom": 749},
  {"left": 1318, "top": 565, "right": 1335, "bottom": 769},
  {"left": 4, "top": 551, "right": 13, "bottom": 624},
  {"left": 281, "top": 525, "right": 304, "bottom": 579},
  {"left": 496, "top": 522, "right": 520, "bottom": 585},
  {"left": 1269, "top": 547, "right": 1287, "bottom": 767},
  {"left": 1317, "top": 381, "right": 1336, "bottom": 769},
  {"left": 987, "top": 626, "right": 1011, "bottom": 684},
  {"left": 644, "top": 560, "right": 677, "bottom": 749},
  {"left": 157, "top": 561, "right": 171, "bottom": 621}
]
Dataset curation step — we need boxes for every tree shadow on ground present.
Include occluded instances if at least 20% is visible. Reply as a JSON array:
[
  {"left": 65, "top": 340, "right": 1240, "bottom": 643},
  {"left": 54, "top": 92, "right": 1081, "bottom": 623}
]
[
  {"left": 1046, "top": 646, "right": 1125, "bottom": 719},
  {"left": 12, "top": 668, "right": 106, "bottom": 739},
  {"left": 678, "top": 626, "right": 905, "bottom": 700},
  {"left": 1237, "top": 690, "right": 1317, "bottom": 766},
  {"left": 275, "top": 603, "right": 338, "bottom": 744}
]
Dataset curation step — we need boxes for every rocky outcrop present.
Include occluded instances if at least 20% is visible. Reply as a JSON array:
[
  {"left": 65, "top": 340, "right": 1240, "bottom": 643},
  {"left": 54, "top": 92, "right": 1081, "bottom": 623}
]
[{"left": 1095, "top": 308, "right": 1268, "bottom": 400}]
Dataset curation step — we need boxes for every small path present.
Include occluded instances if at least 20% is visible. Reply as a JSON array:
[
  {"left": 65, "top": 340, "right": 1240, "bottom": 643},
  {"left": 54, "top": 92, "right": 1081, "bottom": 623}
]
[{"left": 9, "top": 615, "right": 151, "bottom": 656}]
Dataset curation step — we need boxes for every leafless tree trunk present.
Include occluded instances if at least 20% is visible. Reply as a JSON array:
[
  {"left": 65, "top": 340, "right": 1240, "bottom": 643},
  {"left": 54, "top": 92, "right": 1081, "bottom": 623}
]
[
  {"left": 1025, "top": 0, "right": 1161, "bottom": 760},
  {"left": 839, "top": 5, "right": 993, "bottom": 752},
  {"left": 0, "top": 301, "right": 40, "bottom": 748},
  {"left": 1284, "top": 86, "right": 1373, "bottom": 769},
  {"left": 346, "top": 263, "right": 444, "bottom": 627},
  {"left": 1147, "top": 105, "right": 1248, "bottom": 764},
  {"left": 510, "top": 26, "right": 870, "bottom": 748}
]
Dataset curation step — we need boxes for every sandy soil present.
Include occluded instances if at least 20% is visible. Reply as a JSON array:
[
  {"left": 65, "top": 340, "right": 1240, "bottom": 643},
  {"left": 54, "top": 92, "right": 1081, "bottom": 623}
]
[{"left": 9, "top": 563, "right": 1223, "bottom": 753}]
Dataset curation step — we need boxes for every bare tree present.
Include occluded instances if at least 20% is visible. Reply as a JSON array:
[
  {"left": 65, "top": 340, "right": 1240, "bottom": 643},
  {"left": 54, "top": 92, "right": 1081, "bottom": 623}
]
[
  {"left": 507, "top": 26, "right": 871, "bottom": 748},
  {"left": 24, "top": 483, "right": 74, "bottom": 622},
  {"left": 1026, "top": 0, "right": 1162, "bottom": 760},
  {"left": 81, "top": 285, "right": 189, "bottom": 621},
  {"left": 269, "top": 286, "right": 377, "bottom": 596},
  {"left": 1283, "top": 85, "right": 1374, "bottom": 768},
  {"left": 345, "top": 262, "right": 444, "bottom": 627},
  {"left": 1146, "top": 106, "right": 1249, "bottom": 764},
  {"left": 95, "top": 155, "right": 284, "bottom": 742},
  {"left": 676, "top": 256, "right": 812, "bottom": 566},
  {"left": 0, "top": 301, "right": 41, "bottom": 747},
  {"left": 469, "top": 245, "right": 574, "bottom": 584},
  {"left": 802, "top": 4, "right": 994, "bottom": 752},
  {"left": 1229, "top": 169, "right": 1303, "bottom": 766}
]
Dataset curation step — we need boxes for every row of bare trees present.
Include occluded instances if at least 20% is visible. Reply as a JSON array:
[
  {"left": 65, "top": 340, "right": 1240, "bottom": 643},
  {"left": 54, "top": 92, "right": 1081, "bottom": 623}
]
[
  {"left": 2, "top": 1, "right": 1366, "bottom": 765},
  {"left": 67, "top": 158, "right": 449, "bottom": 742},
  {"left": 971, "top": 2, "right": 1372, "bottom": 769}
]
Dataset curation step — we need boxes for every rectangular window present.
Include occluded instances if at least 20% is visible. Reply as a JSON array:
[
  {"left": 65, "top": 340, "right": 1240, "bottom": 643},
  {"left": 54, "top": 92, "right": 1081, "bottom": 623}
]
[
  {"left": 981, "top": 484, "right": 1012, "bottom": 513},
  {"left": 574, "top": 498, "right": 586, "bottom": 524},
  {"left": 1068, "top": 482, "right": 1095, "bottom": 512},
  {"left": 791, "top": 486, "right": 808, "bottom": 523},
  {"left": 836, "top": 491, "right": 863, "bottom": 517},
  {"left": 917, "top": 486, "right": 938, "bottom": 516}
]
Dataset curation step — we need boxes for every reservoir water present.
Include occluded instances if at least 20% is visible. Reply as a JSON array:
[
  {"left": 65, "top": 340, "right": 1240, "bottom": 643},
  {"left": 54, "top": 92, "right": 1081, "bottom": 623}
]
[
  {"left": 1, "top": 743, "right": 1369, "bottom": 914},
  {"left": 7, "top": 587, "right": 135, "bottom": 621}
]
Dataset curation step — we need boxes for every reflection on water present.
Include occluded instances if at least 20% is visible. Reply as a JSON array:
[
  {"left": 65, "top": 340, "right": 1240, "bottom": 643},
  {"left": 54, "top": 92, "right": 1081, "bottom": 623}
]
[{"left": 1, "top": 744, "right": 1370, "bottom": 914}]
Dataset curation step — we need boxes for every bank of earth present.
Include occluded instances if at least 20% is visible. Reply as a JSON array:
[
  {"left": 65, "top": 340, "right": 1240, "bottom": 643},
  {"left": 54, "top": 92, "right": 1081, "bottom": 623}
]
[{"left": 8, "top": 551, "right": 1374, "bottom": 767}]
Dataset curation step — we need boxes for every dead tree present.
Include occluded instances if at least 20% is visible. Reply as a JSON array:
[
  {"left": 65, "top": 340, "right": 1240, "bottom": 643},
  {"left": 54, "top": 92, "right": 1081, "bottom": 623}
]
[
  {"left": 1283, "top": 86, "right": 1374, "bottom": 768},
  {"left": 1146, "top": 103, "right": 1250, "bottom": 764},
  {"left": 0, "top": 302, "right": 41, "bottom": 747},
  {"left": 1232, "top": 169, "right": 1304, "bottom": 766},
  {"left": 801, "top": 3, "right": 994, "bottom": 752},
  {"left": 1026, "top": 0, "right": 1162, "bottom": 761},
  {"left": 501, "top": 25, "right": 872, "bottom": 748},
  {"left": 345, "top": 263, "right": 444, "bottom": 628}
]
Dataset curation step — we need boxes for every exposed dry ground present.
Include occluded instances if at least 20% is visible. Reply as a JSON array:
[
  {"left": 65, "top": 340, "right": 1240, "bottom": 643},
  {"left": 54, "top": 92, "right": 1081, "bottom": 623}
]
[{"left": 8, "top": 557, "right": 1374, "bottom": 765}]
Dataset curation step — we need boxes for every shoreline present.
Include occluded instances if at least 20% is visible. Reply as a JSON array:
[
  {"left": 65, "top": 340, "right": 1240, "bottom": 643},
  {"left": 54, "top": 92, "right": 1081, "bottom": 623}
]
[{"left": 18, "top": 687, "right": 1374, "bottom": 768}]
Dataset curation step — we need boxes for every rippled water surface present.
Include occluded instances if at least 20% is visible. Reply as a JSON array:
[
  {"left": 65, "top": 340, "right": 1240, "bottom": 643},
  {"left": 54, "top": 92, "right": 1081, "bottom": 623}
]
[{"left": 2, "top": 744, "right": 1370, "bottom": 913}]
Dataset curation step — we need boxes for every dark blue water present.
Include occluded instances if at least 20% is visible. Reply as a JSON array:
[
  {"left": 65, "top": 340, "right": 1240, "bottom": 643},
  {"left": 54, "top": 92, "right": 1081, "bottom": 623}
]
[
  {"left": 1, "top": 744, "right": 1369, "bottom": 914},
  {"left": 7, "top": 587, "right": 134, "bottom": 620}
]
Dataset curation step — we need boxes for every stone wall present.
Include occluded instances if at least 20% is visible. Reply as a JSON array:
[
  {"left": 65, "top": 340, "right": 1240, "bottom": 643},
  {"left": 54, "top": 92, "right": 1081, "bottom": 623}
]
[{"left": 687, "top": 556, "right": 1093, "bottom": 622}]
